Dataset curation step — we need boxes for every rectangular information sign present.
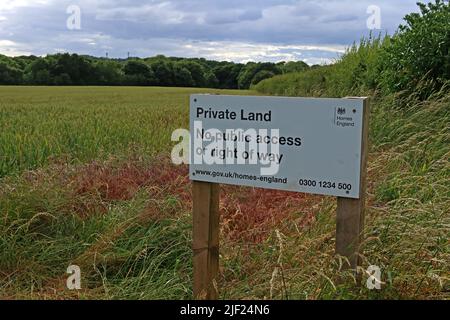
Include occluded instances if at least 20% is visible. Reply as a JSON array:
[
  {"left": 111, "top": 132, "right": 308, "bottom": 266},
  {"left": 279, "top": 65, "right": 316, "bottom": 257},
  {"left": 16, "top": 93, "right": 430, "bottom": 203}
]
[{"left": 189, "top": 94, "right": 365, "bottom": 198}]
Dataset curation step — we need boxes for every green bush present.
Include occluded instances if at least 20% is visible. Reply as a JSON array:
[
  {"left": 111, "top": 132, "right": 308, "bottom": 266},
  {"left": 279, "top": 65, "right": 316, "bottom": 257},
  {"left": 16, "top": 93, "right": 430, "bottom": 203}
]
[
  {"left": 378, "top": 0, "right": 450, "bottom": 97},
  {"left": 330, "top": 36, "right": 386, "bottom": 95},
  {"left": 237, "top": 62, "right": 281, "bottom": 89}
]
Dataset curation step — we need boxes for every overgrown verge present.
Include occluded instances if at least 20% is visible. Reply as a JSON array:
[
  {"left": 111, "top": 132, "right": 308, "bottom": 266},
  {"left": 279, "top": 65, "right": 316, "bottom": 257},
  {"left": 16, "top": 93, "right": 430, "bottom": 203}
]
[
  {"left": 249, "top": 0, "right": 450, "bottom": 299},
  {"left": 0, "top": 157, "right": 193, "bottom": 299}
]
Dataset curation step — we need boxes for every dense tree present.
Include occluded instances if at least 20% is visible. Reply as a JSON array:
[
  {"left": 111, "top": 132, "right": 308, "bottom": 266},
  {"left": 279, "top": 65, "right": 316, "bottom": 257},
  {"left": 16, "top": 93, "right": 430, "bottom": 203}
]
[
  {"left": 150, "top": 60, "right": 175, "bottom": 86},
  {"left": 0, "top": 53, "right": 310, "bottom": 88},
  {"left": 95, "top": 60, "right": 123, "bottom": 85},
  {"left": 25, "top": 59, "right": 52, "bottom": 84},
  {"left": 251, "top": 70, "right": 276, "bottom": 86},
  {"left": 48, "top": 53, "right": 96, "bottom": 85},
  {"left": 204, "top": 71, "right": 219, "bottom": 88},
  {"left": 177, "top": 61, "right": 206, "bottom": 87},
  {"left": 213, "top": 63, "right": 243, "bottom": 89},
  {"left": 237, "top": 62, "right": 281, "bottom": 89},
  {"left": 54, "top": 73, "right": 72, "bottom": 85},
  {"left": 281, "top": 61, "right": 309, "bottom": 74},
  {"left": 173, "top": 63, "right": 194, "bottom": 87},
  {"left": 0, "top": 62, "right": 23, "bottom": 84},
  {"left": 123, "top": 60, "right": 156, "bottom": 85}
]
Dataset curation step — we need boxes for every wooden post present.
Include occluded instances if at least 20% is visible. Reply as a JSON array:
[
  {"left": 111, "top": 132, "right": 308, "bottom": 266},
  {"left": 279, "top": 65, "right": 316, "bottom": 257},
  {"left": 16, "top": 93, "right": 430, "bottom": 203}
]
[
  {"left": 336, "top": 97, "right": 370, "bottom": 272},
  {"left": 192, "top": 181, "right": 220, "bottom": 300}
]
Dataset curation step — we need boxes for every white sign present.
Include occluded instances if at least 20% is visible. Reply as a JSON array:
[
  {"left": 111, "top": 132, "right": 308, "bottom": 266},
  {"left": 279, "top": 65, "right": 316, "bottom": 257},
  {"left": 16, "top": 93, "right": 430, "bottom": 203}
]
[{"left": 189, "top": 94, "right": 365, "bottom": 199}]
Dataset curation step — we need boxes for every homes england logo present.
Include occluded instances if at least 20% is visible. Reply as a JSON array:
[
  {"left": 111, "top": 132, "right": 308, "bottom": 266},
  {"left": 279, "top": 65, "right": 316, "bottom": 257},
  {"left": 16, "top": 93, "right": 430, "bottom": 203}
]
[{"left": 337, "top": 107, "right": 346, "bottom": 115}]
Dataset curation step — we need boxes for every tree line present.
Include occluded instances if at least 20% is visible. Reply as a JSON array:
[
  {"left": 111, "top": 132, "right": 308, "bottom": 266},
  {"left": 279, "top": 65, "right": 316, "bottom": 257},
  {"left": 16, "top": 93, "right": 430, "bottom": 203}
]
[{"left": 0, "top": 53, "right": 310, "bottom": 89}]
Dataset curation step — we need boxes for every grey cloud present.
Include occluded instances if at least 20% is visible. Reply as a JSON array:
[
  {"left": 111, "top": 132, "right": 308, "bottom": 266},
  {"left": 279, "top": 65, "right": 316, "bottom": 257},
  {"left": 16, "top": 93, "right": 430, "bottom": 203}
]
[
  {"left": 320, "top": 14, "right": 359, "bottom": 23},
  {"left": 0, "top": 0, "right": 420, "bottom": 63},
  {"left": 205, "top": 9, "right": 263, "bottom": 25}
]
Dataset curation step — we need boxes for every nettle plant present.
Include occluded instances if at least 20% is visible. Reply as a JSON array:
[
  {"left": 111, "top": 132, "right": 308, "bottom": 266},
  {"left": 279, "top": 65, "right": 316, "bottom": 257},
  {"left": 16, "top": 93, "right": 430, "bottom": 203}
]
[{"left": 379, "top": 0, "right": 450, "bottom": 98}]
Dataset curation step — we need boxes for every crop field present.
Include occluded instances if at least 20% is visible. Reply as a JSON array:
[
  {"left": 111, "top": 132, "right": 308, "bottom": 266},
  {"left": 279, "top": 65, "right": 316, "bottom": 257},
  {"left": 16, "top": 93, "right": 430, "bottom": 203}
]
[
  {"left": 0, "top": 86, "right": 449, "bottom": 300},
  {"left": 0, "top": 86, "right": 248, "bottom": 177}
]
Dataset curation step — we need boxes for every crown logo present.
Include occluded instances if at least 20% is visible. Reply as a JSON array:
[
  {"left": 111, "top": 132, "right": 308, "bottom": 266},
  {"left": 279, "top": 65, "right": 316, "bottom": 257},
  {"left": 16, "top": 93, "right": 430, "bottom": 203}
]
[{"left": 337, "top": 107, "right": 346, "bottom": 115}]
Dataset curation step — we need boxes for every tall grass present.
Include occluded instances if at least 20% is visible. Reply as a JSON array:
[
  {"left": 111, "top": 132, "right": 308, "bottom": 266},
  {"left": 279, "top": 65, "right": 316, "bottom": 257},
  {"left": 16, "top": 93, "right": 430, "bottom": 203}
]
[
  {"left": 0, "top": 158, "right": 194, "bottom": 299},
  {"left": 0, "top": 86, "right": 244, "bottom": 177},
  {"left": 215, "top": 90, "right": 449, "bottom": 299},
  {"left": 252, "top": 35, "right": 449, "bottom": 298},
  {"left": 254, "top": 36, "right": 387, "bottom": 98}
]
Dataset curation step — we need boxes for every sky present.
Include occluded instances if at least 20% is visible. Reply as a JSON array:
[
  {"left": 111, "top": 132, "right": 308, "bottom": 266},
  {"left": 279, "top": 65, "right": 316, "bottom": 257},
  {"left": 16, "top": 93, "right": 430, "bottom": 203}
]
[{"left": 0, "top": 0, "right": 420, "bottom": 64}]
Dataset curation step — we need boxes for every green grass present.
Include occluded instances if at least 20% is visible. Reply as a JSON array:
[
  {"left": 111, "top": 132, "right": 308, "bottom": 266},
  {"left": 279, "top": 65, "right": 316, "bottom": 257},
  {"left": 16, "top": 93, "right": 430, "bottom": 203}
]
[
  {"left": 254, "top": 37, "right": 386, "bottom": 98},
  {"left": 0, "top": 85, "right": 449, "bottom": 300},
  {"left": 252, "top": 41, "right": 449, "bottom": 298},
  {"left": 0, "top": 86, "right": 244, "bottom": 177}
]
